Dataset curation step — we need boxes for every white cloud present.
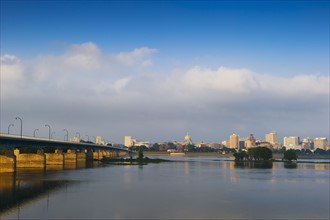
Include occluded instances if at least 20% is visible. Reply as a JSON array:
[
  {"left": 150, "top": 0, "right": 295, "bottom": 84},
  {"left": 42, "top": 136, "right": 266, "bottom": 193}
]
[
  {"left": 182, "top": 66, "right": 258, "bottom": 93},
  {"left": 1, "top": 42, "right": 329, "bottom": 143},
  {"left": 1, "top": 54, "right": 20, "bottom": 63},
  {"left": 64, "top": 42, "right": 102, "bottom": 69},
  {"left": 0, "top": 54, "right": 23, "bottom": 82},
  {"left": 115, "top": 47, "right": 158, "bottom": 66},
  {"left": 172, "top": 66, "right": 329, "bottom": 102}
]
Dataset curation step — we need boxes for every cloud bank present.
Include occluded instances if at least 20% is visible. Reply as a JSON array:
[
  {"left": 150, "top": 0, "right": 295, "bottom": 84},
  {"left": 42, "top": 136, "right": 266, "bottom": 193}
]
[{"left": 1, "top": 42, "right": 328, "bottom": 143}]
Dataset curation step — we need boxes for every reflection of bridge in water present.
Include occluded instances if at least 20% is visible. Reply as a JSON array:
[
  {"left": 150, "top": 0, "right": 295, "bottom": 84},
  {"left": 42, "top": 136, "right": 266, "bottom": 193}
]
[
  {"left": 0, "top": 168, "right": 80, "bottom": 216},
  {"left": 0, "top": 134, "right": 129, "bottom": 172}
]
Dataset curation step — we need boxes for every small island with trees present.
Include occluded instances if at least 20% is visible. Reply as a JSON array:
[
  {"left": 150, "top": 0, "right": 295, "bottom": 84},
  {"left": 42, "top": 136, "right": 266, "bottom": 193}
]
[
  {"left": 232, "top": 147, "right": 301, "bottom": 168},
  {"left": 233, "top": 147, "right": 299, "bottom": 162},
  {"left": 101, "top": 150, "right": 171, "bottom": 165},
  {"left": 233, "top": 147, "right": 274, "bottom": 161}
]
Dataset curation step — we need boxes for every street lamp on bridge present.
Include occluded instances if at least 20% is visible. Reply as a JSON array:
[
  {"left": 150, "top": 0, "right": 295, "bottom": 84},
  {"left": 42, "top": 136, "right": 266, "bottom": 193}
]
[
  {"left": 76, "top": 132, "right": 80, "bottom": 142},
  {"left": 8, "top": 124, "right": 14, "bottom": 134},
  {"left": 63, "top": 129, "right": 69, "bottom": 141},
  {"left": 45, "top": 124, "right": 51, "bottom": 140},
  {"left": 15, "top": 117, "right": 22, "bottom": 137},
  {"left": 34, "top": 129, "right": 39, "bottom": 137}
]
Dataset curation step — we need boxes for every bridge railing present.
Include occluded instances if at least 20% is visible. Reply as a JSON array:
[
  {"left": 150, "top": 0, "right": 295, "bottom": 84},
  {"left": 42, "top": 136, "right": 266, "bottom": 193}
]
[{"left": 0, "top": 133, "right": 126, "bottom": 150}]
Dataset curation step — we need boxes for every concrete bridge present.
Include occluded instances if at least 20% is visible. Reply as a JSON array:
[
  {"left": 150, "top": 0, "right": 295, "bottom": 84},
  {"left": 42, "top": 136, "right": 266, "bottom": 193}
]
[{"left": 0, "top": 134, "right": 129, "bottom": 173}]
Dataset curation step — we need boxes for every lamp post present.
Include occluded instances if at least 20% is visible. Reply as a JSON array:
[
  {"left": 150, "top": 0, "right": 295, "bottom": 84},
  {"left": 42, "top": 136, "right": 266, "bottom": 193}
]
[
  {"left": 63, "top": 129, "right": 68, "bottom": 141},
  {"left": 76, "top": 132, "right": 80, "bottom": 142},
  {"left": 15, "top": 117, "right": 22, "bottom": 137},
  {"left": 8, "top": 124, "right": 14, "bottom": 134},
  {"left": 34, "top": 129, "right": 39, "bottom": 137},
  {"left": 45, "top": 124, "right": 51, "bottom": 140}
]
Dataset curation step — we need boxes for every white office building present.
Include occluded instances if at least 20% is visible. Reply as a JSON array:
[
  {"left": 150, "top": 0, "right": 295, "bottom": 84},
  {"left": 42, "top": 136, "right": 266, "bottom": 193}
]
[{"left": 283, "top": 136, "right": 300, "bottom": 149}]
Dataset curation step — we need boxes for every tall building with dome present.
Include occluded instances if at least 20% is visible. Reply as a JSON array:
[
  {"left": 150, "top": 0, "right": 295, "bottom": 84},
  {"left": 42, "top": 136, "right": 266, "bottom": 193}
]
[{"left": 184, "top": 133, "right": 193, "bottom": 145}]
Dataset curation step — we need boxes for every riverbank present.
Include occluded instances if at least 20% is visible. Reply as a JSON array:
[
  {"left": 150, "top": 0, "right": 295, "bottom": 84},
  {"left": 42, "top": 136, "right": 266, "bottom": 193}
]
[
  {"left": 100, "top": 157, "right": 171, "bottom": 165},
  {"left": 143, "top": 152, "right": 234, "bottom": 157},
  {"left": 143, "top": 151, "right": 329, "bottom": 159}
]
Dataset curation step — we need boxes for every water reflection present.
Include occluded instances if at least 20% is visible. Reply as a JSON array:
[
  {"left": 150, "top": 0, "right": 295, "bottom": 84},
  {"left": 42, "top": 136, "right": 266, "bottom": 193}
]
[
  {"left": 314, "top": 163, "right": 329, "bottom": 170},
  {"left": 0, "top": 161, "right": 99, "bottom": 216},
  {"left": 234, "top": 161, "right": 273, "bottom": 169},
  {"left": 284, "top": 162, "right": 297, "bottom": 169},
  {"left": 0, "top": 170, "right": 72, "bottom": 215},
  {"left": 1, "top": 157, "right": 329, "bottom": 219}
]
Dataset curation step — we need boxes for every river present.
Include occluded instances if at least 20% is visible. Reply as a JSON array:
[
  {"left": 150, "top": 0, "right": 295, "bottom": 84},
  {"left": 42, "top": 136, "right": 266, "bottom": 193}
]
[{"left": 0, "top": 156, "right": 329, "bottom": 219}]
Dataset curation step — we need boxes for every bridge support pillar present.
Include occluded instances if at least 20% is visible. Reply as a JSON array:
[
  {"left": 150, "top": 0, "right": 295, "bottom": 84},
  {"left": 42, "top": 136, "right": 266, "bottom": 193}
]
[
  {"left": 92, "top": 150, "right": 100, "bottom": 160},
  {"left": 0, "top": 150, "right": 16, "bottom": 173},
  {"left": 86, "top": 149, "right": 93, "bottom": 161},
  {"left": 45, "top": 150, "right": 64, "bottom": 165},
  {"left": 15, "top": 149, "right": 45, "bottom": 169}
]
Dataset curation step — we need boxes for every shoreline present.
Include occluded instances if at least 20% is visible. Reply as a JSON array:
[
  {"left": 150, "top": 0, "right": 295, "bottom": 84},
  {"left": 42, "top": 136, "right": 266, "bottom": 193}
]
[
  {"left": 143, "top": 152, "right": 233, "bottom": 157},
  {"left": 143, "top": 151, "right": 330, "bottom": 159}
]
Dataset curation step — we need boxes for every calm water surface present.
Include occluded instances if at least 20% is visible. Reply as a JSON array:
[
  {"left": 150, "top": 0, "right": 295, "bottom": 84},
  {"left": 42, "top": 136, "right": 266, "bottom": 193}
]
[{"left": 0, "top": 156, "right": 329, "bottom": 219}]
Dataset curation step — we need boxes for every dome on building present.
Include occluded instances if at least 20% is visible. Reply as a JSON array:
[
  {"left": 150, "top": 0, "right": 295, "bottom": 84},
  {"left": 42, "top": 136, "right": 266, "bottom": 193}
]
[{"left": 184, "top": 133, "right": 193, "bottom": 145}]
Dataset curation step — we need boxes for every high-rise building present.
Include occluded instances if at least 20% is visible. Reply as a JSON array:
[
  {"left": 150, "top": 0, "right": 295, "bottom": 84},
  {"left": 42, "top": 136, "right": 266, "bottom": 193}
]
[
  {"left": 245, "top": 134, "right": 256, "bottom": 149},
  {"left": 222, "top": 140, "right": 230, "bottom": 148},
  {"left": 283, "top": 136, "right": 299, "bottom": 149},
  {"left": 265, "top": 131, "right": 278, "bottom": 145},
  {"left": 313, "top": 137, "right": 328, "bottom": 150},
  {"left": 96, "top": 136, "right": 106, "bottom": 145},
  {"left": 124, "top": 136, "right": 133, "bottom": 147},
  {"left": 302, "top": 137, "right": 313, "bottom": 150},
  {"left": 229, "top": 134, "right": 239, "bottom": 149},
  {"left": 70, "top": 136, "right": 80, "bottom": 143},
  {"left": 239, "top": 139, "right": 245, "bottom": 149}
]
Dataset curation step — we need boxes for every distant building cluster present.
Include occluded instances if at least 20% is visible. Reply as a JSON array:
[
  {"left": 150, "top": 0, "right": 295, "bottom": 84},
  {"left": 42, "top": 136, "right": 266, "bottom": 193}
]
[
  {"left": 95, "top": 136, "right": 107, "bottom": 146},
  {"left": 70, "top": 135, "right": 108, "bottom": 146},
  {"left": 123, "top": 131, "right": 329, "bottom": 152},
  {"left": 124, "top": 136, "right": 150, "bottom": 148}
]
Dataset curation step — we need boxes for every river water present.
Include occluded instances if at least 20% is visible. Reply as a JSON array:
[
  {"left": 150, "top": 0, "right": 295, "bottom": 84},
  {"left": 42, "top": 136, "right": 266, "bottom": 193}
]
[{"left": 0, "top": 156, "right": 329, "bottom": 219}]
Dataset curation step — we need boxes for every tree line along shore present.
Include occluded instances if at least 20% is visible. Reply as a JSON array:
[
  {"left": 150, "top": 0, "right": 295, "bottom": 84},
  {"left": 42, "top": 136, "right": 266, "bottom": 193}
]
[{"left": 143, "top": 151, "right": 330, "bottom": 160}]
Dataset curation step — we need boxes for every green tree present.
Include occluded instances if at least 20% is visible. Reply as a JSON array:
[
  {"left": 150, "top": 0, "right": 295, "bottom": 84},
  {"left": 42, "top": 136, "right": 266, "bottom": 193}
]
[
  {"left": 233, "top": 151, "right": 248, "bottom": 161},
  {"left": 167, "top": 142, "right": 177, "bottom": 149},
  {"left": 260, "top": 147, "right": 273, "bottom": 160},
  {"left": 186, "top": 144, "right": 196, "bottom": 152},
  {"left": 248, "top": 147, "right": 272, "bottom": 161},
  {"left": 283, "top": 149, "right": 298, "bottom": 161},
  {"left": 150, "top": 143, "right": 160, "bottom": 151},
  {"left": 138, "top": 150, "right": 144, "bottom": 160}
]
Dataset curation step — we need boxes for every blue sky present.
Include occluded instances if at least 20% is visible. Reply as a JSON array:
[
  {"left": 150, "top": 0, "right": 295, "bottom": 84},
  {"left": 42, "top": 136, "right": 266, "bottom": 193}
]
[
  {"left": 2, "top": 1, "right": 329, "bottom": 74},
  {"left": 1, "top": 1, "right": 329, "bottom": 144}
]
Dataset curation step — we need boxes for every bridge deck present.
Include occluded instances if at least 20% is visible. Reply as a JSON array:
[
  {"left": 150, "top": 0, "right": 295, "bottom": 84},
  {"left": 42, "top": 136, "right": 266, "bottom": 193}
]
[{"left": 0, "top": 134, "right": 127, "bottom": 151}]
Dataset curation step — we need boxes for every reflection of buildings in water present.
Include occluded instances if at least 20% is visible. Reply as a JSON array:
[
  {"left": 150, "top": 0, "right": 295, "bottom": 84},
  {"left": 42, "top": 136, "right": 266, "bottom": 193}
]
[
  {"left": 270, "top": 163, "right": 280, "bottom": 183},
  {"left": 221, "top": 162, "right": 238, "bottom": 184},
  {"left": 272, "top": 162, "right": 280, "bottom": 169},
  {"left": 299, "top": 162, "right": 330, "bottom": 170},
  {"left": 229, "top": 162, "right": 238, "bottom": 184},
  {"left": 314, "top": 164, "right": 329, "bottom": 170},
  {"left": 185, "top": 160, "right": 190, "bottom": 177}
]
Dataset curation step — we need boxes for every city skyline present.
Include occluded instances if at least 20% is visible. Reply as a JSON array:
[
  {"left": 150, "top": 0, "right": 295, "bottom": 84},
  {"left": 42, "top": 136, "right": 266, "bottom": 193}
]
[{"left": 1, "top": 1, "right": 329, "bottom": 143}]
